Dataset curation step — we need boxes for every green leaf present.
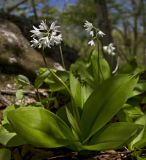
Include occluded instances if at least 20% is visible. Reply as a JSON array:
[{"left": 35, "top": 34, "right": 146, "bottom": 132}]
[
  {"left": 45, "top": 70, "right": 69, "bottom": 92},
  {"left": 129, "top": 115, "right": 146, "bottom": 150},
  {"left": 0, "top": 105, "right": 26, "bottom": 147},
  {"left": 35, "top": 68, "right": 50, "bottom": 88},
  {"left": 70, "top": 71, "right": 92, "bottom": 110},
  {"left": 89, "top": 49, "right": 111, "bottom": 85},
  {"left": 56, "top": 106, "right": 69, "bottom": 126},
  {"left": 0, "top": 125, "right": 26, "bottom": 147},
  {"left": 81, "top": 74, "right": 138, "bottom": 142},
  {"left": 17, "top": 75, "right": 30, "bottom": 86},
  {"left": 70, "top": 71, "right": 82, "bottom": 107},
  {"left": 118, "top": 104, "right": 144, "bottom": 122},
  {"left": 70, "top": 59, "right": 94, "bottom": 88},
  {"left": 2, "top": 105, "right": 16, "bottom": 125},
  {"left": 83, "top": 122, "right": 142, "bottom": 151},
  {"left": 66, "top": 106, "right": 81, "bottom": 138},
  {"left": 16, "top": 89, "right": 24, "bottom": 100},
  {"left": 7, "top": 107, "right": 76, "bottom": 148},
  {"left": 0, "top": 148, "right": 11, "bottom": 160},
  {"left": 137, "top": 156, "right": 146, "bottom": 160}
]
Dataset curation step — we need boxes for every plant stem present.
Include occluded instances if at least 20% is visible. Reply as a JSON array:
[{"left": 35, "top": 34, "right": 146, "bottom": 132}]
[
  {"left": 59, "top": 45, "right": 66, "bottom": 69},
  {"left": 41, "top": 49, "right": 71, "bottom": 97},
  {"left": 36, "top": 88, "right": 41, "bottom": 102},
  {"left": 42, "top": 49, "right": 48, "bottom": 67},
  {"left": 97, "top": 40, "right": 104, "bottom": 83}
]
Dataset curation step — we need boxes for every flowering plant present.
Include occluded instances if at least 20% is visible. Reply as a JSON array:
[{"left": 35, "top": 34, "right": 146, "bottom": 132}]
[{"left": 0, "top": 20, "right": 144, "bottom": 159}]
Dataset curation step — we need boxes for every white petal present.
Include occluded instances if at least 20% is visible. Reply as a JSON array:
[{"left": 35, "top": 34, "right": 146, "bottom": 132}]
[
  {"left": 84, "top": 20, "right": 93, "bottom": 32},
  {"left": 39, "top": 20, "right": 48, "bottom": 30},
  {"left": 98, "top": 30, "right": 106, "bottom": 37},
  {"left": 103, "top": 43, "right": 116, "bottom": 56},
  {"left": 88, "top": 40, "right": 95, "bottom": 46},
  {"left": 90, "top": 31, "right": 94, "bottom": 37},
  {"left": 103, "top": 46, "right": 108, "bottom": 52},
  {"left": 50, "top": 22, "right": 56, "bottom": 30}
]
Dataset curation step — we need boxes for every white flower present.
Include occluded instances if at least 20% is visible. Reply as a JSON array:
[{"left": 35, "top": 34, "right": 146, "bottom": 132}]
[
  {"left": 84, "top": 20, "right": 105, "bottom": 47},
  {"left": 50, "top": 34, "right": 62, "bottom": 46},
  {"left": 97, "top": 30, "right": 105, "bottom": 37},
  {"left": 84, "top": 20, "right": 93, "bottom": 32},
  {"left": 30, "top": 38, "right": 41, "bottom": 48},
  {"left": 103, "top": 43, "right": 116, "bottom": 56},
  {"left": 88, "top": 40, "right": 95, "bottom": 46},
  {"left": 30, "top": 26, "right": 42, "bottom": 38},
  {"left": 30, "top": 20, "right": 62, "bottom": 49},
  {"left": 50, "top": 21, "right": 60, "bottom": 31},
  {"left": 90, "top": 31, "right": 94, "bottom": 37},
  {"left": 39, "top": 20, "right": 48, "bottom": 30}
]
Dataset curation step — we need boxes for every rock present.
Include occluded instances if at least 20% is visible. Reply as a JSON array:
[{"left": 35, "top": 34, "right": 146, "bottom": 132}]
[
  {"left": 0, "top": 16, "right": 78, "bottom": 86},
  {"left": 0, "top": 19, "right": 55, "bottom": 80},
  {"left": 0, "top": 13, "right": 79, "bottom": 69},
  {"left": 46, "top": 44, "right": 79, "bottom": 69}
]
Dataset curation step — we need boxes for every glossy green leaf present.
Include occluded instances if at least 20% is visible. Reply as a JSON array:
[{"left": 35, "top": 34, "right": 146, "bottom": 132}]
[
  {"left": 83, "top": 122, "right": 142, "bottom": 151},
  {"left": 81, "top": 74, "right": 138, "bottom": 142},
  {"left": 118, "top": 104, "right": 144, "bottom": 122},
  {"left": 56, "top": 106, "right": 70, "bottom": 126},
  {"left": 2, "top": 105, "right": 16, "bottom": 125},
  {"left": 0, "top": 106, "right": 26, "bottom": 147},
  {"left": 16, "top": 89, "right": 24, "bottom": 100},
  {"left": 70, "top": 71, "right": 92, "bottom": 110},
  {"left": 45, "top": 70, "right": 69, "bottom": 92},
  {"left": 66, "top": 106, "right": 81, "bottom": 138},
  {"left": 0, "top": 148, "right": 11, "bottom": 160},
  {"left": 0, "top": 125, "right": 26, "bottom": 147},
  {"left": 89, "top": 49, "right": 111, "bottom": 85},
  {"left": 129, "top": 115, "right": 146, "bottom": 150},
  {"left": 7, "top": 107, "right": 76, "bottom": 148},
  {"left": 17, "top": 75, "right": 30, "bottom": 86},
  {"left": 70, "top": 71, "right": 82, "bottom": 107},
  {"left": 35, "top": 68, "right": 50, "bottom": 88}
]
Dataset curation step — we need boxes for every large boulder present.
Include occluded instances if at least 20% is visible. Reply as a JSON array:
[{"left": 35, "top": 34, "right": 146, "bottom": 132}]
[
  {"left": 0, "top": 15, "right": 79, "bottom": 87},
  {"left": 2, "top": 14, "right": 79, "bottom": 69},
  {"left": 0, "top": 19, "right": 60, "bottom": 80}
]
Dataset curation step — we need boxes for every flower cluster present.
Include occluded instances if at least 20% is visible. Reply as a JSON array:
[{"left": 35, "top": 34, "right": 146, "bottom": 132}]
[
  {"left": 30, "top": 20, "right": 62, "bottom": 49},
  {"left": 103, "top": 43, "right": 116, "bottom": 56},
  {"left": 84, "top": 20, "right": 105, "bottom": 46}
]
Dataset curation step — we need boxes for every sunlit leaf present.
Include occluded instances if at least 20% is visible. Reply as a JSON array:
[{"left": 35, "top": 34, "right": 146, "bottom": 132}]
[
  {"left": 7, "top": 107, "right": 76, "bottom": 148},
  {"left": 83, "top": 122, "right": 142, "bottom": 151},
  {"left": 81, "top": 74, "right": 138, "bottom": 142}
]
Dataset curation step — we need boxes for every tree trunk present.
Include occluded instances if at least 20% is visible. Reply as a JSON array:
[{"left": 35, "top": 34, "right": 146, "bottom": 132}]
[{"left": 94, "top": 0, "right": 117, "bottom": 71}]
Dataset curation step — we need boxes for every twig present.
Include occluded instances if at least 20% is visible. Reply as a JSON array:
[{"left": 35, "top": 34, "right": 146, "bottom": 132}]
[
  {"left": 6, "top": 0, "right": 28, "bottom": 13},
  {"left": 0, "top": 92, "right": 11, "bottom": 105},
  {"left": 0, "top": 89, "right": 36, "bottom": 96},
  {"left": 0, "top": 89, "right": 48, "bottom": 97},
  {"left": 47, "top": 152, "right": 78, "bottom": 160}
]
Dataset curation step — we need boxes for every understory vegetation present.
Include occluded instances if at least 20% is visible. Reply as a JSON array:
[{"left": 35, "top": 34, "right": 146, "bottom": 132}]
[{"left": 0, "top": 0, "right": 146, "bottom": 160}]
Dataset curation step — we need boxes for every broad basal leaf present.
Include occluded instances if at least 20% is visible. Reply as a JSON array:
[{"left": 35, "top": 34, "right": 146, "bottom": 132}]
[
  {"left": 83, "top": 122, "right": 142, "bottom": 151},
  {"left": 0, "top": 125, "right": 26, "bottom": 147},
  {"left": 81, "top": 74, "right": 138, "bottom": 142},
  {"left": 129, "top": 114, "right": 146, "bottom": 150},
  {"left": 7, "top": 107, "right": 76, "bottom": 148}
]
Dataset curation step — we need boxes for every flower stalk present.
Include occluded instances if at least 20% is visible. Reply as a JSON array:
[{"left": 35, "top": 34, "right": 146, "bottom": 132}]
[{"left": 59, "top": 45, "right": 66, "bottom": 69}]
